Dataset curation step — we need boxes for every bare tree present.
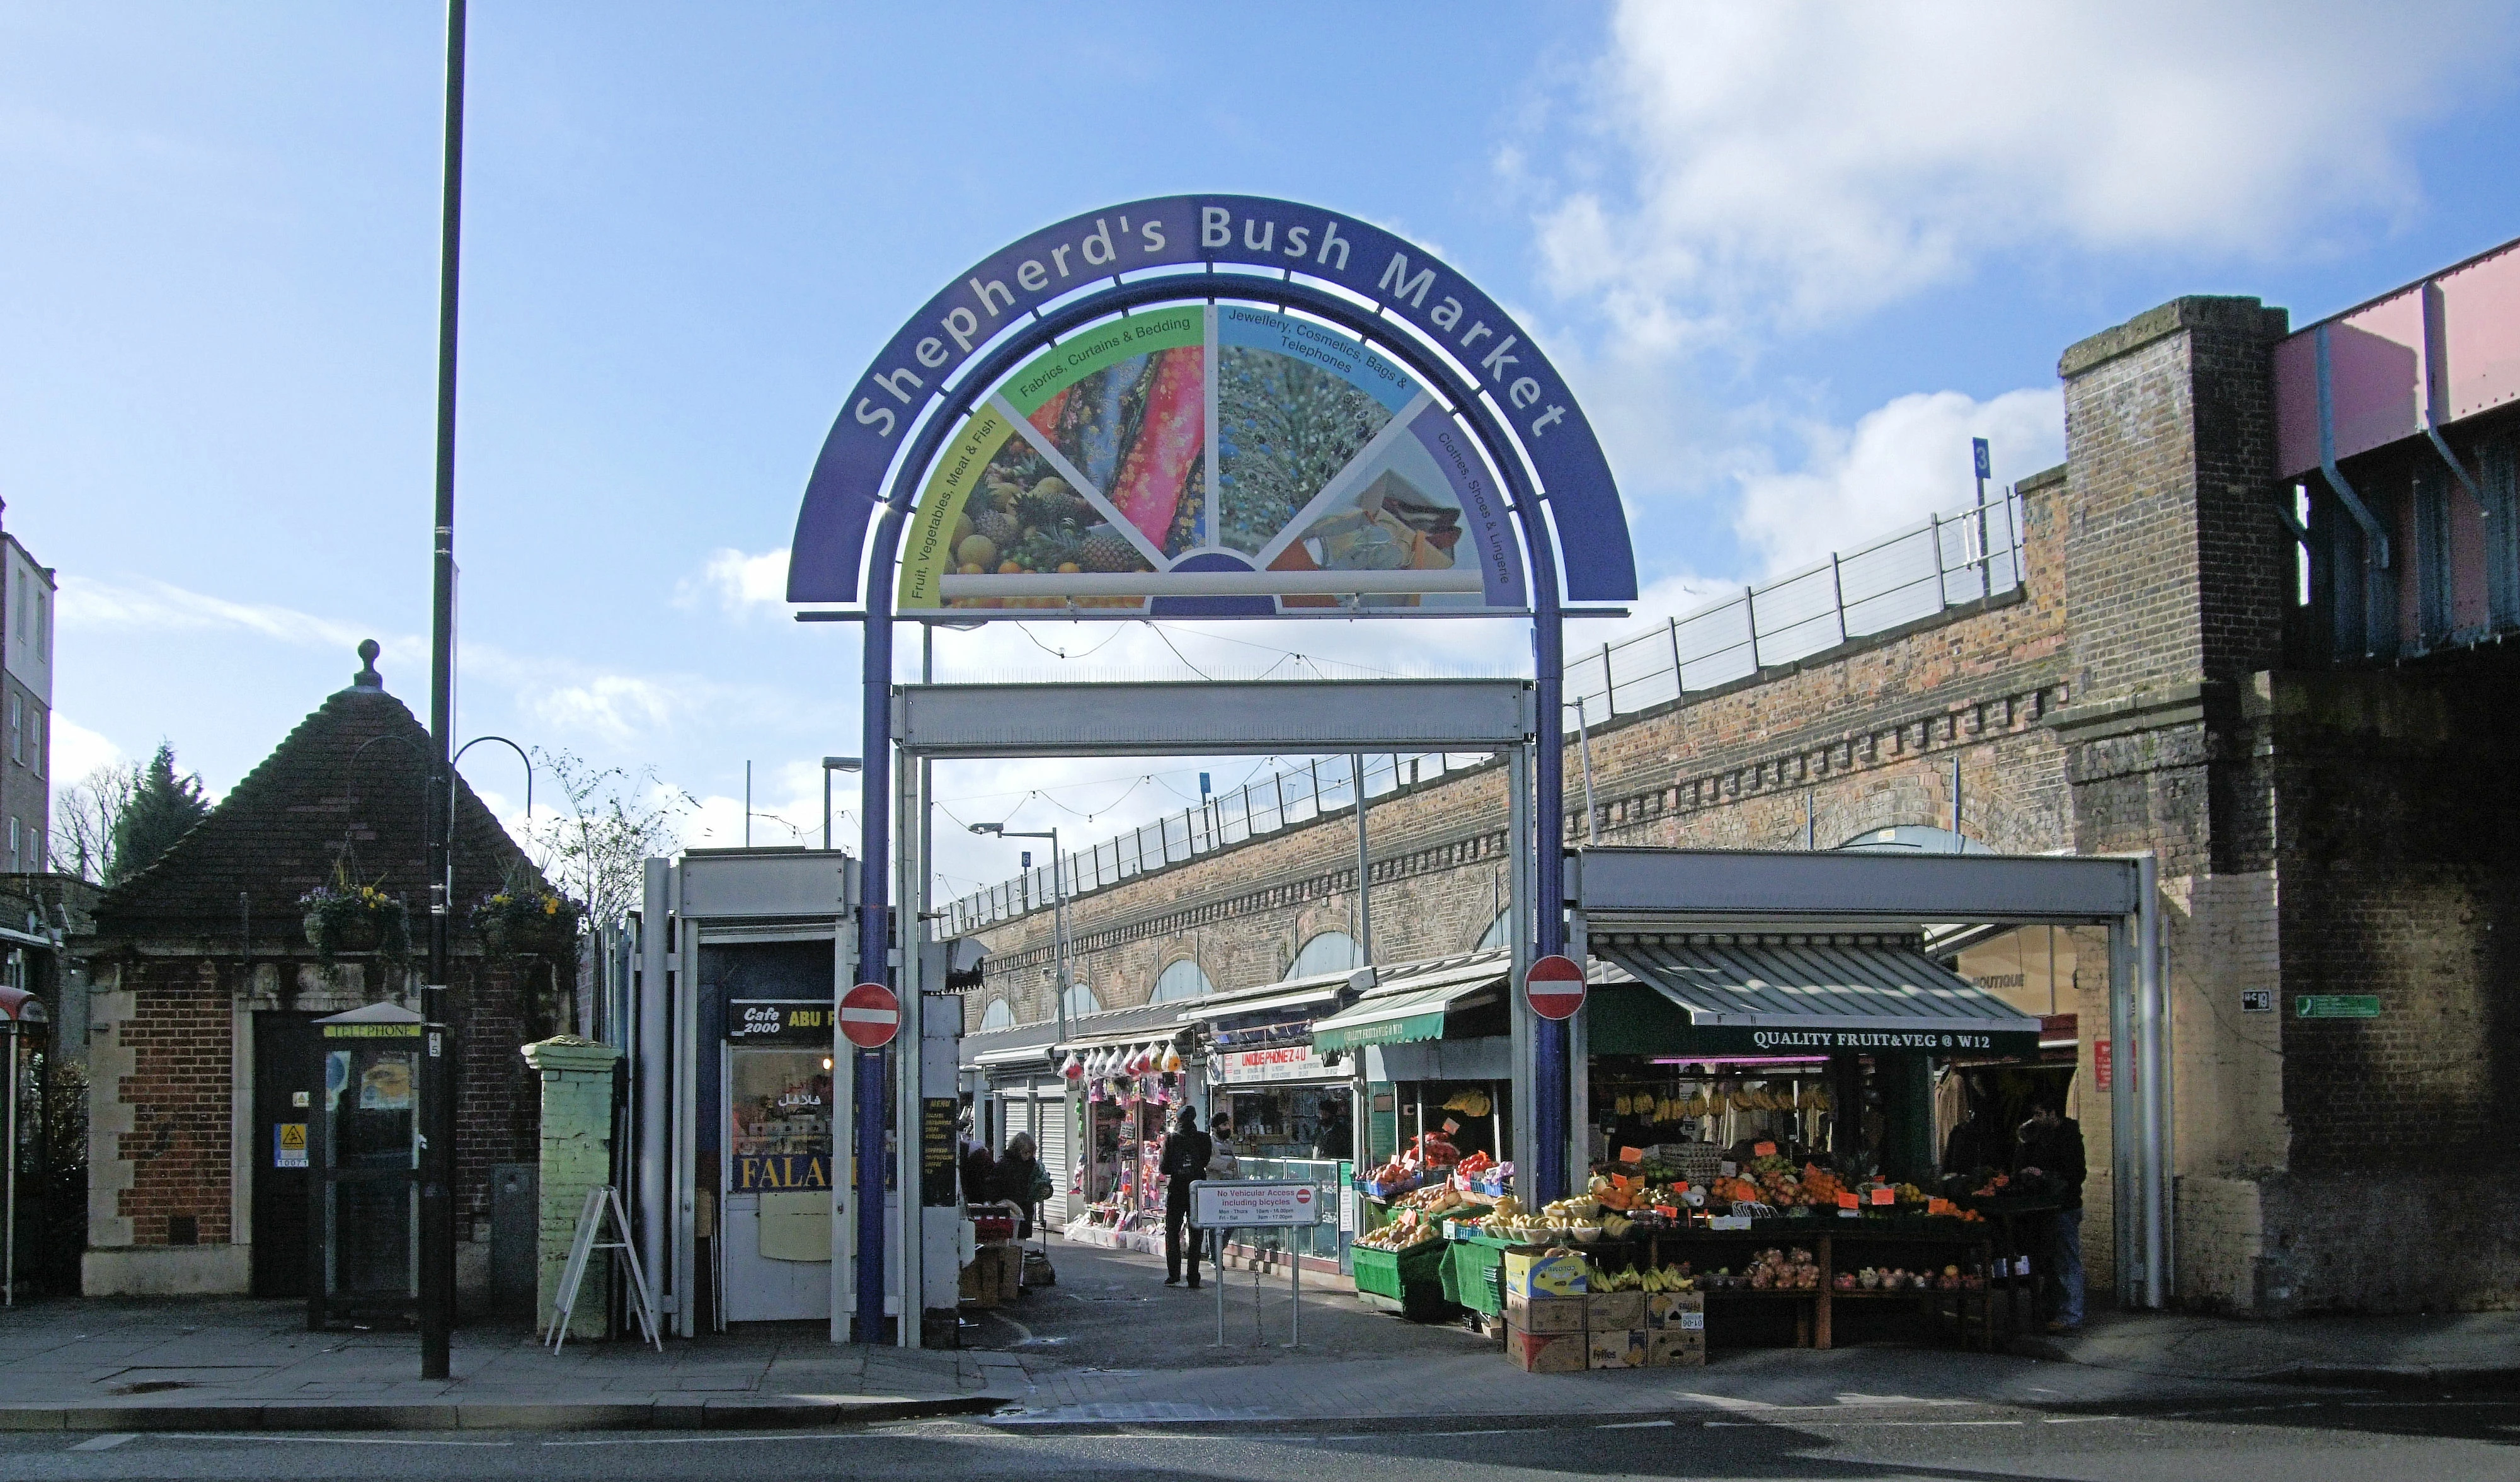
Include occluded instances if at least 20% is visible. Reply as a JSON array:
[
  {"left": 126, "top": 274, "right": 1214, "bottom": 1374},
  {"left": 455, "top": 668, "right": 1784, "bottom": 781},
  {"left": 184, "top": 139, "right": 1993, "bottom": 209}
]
[
  {"left": 524, "top": 749, "right": 692, "bottom": 933},
  {"left": 55, "top": 761, "right": 141, "bottom": 884}
]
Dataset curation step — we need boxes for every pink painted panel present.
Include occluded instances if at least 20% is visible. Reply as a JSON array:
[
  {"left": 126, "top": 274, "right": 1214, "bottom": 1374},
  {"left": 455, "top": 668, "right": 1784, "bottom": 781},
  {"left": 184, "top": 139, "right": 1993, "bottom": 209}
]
[
  {"left": 2439, "top": 241, "right": 2520, "bottom": 423},
  {"left": 2273, "top": 236, "right": 2520, "bottom": 478}
]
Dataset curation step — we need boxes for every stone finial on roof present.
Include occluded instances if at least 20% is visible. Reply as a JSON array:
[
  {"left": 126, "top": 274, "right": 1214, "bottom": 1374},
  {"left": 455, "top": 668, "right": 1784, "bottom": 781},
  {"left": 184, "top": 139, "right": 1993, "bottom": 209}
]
[{"left": 352, "top": 640, "right": 382, "bottom": 692}]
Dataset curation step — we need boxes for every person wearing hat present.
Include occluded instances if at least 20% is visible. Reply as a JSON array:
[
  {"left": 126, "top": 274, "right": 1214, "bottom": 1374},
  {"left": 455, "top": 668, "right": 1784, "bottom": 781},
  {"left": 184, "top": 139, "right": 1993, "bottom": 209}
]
[{"left": 1159, "top": 1105, "right": 1213, "bottom": 1288}]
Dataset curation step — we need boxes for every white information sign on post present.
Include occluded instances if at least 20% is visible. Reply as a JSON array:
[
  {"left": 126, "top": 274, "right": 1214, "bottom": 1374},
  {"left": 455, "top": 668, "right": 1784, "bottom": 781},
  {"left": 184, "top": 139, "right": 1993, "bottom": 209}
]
[
  {"left": 1189, "top": 1180, "right": 1326, "bottom": 1349},
  {"left": 1190, "top": 1179, "right": 1326, "bottom": 1229}
]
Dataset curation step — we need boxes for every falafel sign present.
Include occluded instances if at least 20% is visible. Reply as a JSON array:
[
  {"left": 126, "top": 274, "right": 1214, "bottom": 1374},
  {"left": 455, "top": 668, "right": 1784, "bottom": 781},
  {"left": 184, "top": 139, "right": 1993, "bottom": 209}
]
[{"left": 788, "top": 195, "right": 1636, "bottom": 617}]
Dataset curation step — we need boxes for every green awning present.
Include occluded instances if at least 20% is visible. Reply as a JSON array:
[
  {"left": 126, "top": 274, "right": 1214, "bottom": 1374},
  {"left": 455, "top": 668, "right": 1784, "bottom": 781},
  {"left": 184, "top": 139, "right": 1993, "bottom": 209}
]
[{"left": 1310, "top": 977, "right": 1499, "bottom": 1054}]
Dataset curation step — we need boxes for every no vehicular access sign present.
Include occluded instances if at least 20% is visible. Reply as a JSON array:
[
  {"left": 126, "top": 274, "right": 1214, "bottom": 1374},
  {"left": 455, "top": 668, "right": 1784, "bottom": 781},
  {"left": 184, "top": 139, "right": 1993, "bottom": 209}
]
[{"left": 1189, "top": 1180, "right": 1325, "bottom": 1229}]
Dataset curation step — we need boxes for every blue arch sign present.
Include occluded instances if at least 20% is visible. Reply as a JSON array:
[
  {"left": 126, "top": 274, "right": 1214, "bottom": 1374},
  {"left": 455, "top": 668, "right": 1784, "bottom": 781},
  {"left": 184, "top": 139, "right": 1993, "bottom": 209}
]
[
  {"left": 788, "top": 195, "right": 1622, "bottom": 1343},
  {"left": 786, "top": 195, "right": 1634, "bottom": 612}
]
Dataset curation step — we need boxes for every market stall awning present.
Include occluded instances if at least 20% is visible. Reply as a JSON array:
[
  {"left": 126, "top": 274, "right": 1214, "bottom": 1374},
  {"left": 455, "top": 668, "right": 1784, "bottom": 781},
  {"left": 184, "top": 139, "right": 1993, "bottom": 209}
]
[
  {"left": 1176, "top": 966, "right": 1373, "bottom": 1025},
  {"left": 1312, "top": 975, "right": 1505, "bottom": 1054},
  {"left": 1593, "top": 937, "right": 2041, "bottom": 1057}
]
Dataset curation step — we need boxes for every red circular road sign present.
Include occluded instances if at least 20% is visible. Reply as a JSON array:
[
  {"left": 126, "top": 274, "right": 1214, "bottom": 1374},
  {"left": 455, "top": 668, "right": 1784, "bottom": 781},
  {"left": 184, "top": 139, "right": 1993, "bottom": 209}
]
[
  {"left": 1525, "top": 954, "right": 1587, "bottom": 1021},
  {"left": 839, "top": 982, "right": 902, "bottom": 1048}
]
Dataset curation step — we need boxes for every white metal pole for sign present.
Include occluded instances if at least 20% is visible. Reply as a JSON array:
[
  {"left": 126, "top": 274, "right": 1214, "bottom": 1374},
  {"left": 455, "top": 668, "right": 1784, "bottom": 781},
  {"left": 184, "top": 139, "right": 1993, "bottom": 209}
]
[{"left": 1288, "top": 1232, "right": 1300, "bottom": 1349}]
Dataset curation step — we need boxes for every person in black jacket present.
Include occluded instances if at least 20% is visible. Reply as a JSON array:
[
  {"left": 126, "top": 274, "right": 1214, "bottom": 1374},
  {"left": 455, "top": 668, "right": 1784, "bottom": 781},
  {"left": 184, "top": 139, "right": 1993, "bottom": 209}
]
[
  {"left": 1160, "top": 1106, "right": 1213, "bottom": 1288},
  {"left": 2015, "top": 1100, "right": 2088, "bottom": 1332}
]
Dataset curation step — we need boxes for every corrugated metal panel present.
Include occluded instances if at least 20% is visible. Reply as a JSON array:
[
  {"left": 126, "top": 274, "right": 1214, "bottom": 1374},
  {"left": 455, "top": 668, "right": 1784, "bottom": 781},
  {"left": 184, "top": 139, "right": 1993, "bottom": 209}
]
[{"left": 1600, "top": 938, "right": 2039, "bottom": 1032}]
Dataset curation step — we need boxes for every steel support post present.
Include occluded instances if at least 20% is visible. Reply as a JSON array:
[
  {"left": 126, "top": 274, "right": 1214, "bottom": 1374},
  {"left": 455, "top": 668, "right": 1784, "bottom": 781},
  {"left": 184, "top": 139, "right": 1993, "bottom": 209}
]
[
  {"left": 855, "top": 504, "right": 907, "bottom": 1343},
  {"left": 1531, "top": 539, "right": 1570, "bottom": 1204},
  {"left": 416, "top": 0, "right": 467, "bottom": 1381},
  {"left": 2107, "top": 914, "right": 2139, "bottom": 1308},
  {"left": 2136, "top": 854, "right": 2168, "bottom": 1309}
]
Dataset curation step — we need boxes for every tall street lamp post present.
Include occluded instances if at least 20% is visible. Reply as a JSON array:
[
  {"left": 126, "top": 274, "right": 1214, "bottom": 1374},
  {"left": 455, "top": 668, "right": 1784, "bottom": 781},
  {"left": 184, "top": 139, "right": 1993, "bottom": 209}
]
[
  {"left": 972, "top": 824, "right": 1068, "bottom": 1043},
  {"left": 823, "top": 757, "right": 861, "bottom": 851}
]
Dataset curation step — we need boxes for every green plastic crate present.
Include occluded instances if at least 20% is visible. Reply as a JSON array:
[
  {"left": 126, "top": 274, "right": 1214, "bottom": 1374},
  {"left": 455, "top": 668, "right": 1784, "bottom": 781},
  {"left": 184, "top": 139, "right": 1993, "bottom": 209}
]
[
  {"left": 1441, "top": 1238, "right": 1508, "bottom": 1315},
  {"left": 1351, "top": 1241, "right": 1453, "bottom": 1319}
]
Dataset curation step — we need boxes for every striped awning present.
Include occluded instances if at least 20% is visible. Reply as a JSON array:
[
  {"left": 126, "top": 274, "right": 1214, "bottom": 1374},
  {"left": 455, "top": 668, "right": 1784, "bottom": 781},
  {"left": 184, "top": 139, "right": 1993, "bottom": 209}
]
[{"left": 1596, "top": 937, "right": 2040, "bottom": 1055}]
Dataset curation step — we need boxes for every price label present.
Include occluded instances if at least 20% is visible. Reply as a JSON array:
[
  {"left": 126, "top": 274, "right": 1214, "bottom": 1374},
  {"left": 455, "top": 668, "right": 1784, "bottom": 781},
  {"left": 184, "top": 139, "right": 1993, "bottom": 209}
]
[
  {"left": 1653, "top": 1204, "right": 1679, "bottom": 1218},
  {"left": 1835, "top": 1190, "right": 1859, "bottom": 1210},
  {"left": 1719, "top": 1161, "right": 1737, "bottom": 1177},
  {"left": 1618, "top": 1146, "right": 1644, "bottom": 1164},
  {"left": 1870, "top": 1186, "right": 1896, "bottom": 1207},
  {"left": 1442, "top": 1118, "right": 1460, "bottom": 1134},
  {"left": 1753, "top": 1140, "right": 1777, "bottom": 1157}
]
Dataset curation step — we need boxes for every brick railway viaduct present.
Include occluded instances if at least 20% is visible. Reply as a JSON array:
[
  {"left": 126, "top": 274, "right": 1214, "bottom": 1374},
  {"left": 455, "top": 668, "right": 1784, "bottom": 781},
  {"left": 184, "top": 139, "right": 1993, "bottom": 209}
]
[{"left": 962, "top": 288, "right": 2520, "bottom": 1316}]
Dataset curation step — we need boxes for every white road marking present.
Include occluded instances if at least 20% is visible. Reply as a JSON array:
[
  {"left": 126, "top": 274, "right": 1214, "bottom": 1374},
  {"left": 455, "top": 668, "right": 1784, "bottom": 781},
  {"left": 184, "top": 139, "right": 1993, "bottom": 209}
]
[
  {"left": 1598, "top": 1420, "right": 1676, "bottom": 1428},
  {"left": 1711, "top": 1418, "right": 2025, "bottom": 1428},
  {"left": 67, "top": 1434, "right": 135, "bottom": 1451},
  {"left": 545, "top": 1433, "right": 890, "bottom": 1446}
]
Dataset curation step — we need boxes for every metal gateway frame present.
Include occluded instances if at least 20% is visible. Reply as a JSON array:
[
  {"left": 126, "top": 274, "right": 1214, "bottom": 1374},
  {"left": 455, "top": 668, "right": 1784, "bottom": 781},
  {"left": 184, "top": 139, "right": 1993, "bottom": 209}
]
[
  {"left": 884, "top": 679, "right": 1544, "bottom": 1345},
  {"left": 1566, "top": 847, "right": 2172, "bottom": 1311},
  {"left": 784, "top": 196, "right": 1650, "bottom": 1343},
  {"left": 815, "top": 296, "right": 1612, "bottom": 1340}
]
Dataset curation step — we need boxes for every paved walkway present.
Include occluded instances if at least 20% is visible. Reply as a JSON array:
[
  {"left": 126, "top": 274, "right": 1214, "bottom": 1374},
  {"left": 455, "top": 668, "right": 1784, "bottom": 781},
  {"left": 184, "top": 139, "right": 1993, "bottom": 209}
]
[
  {"left": 6, "top": 1241, "right": 2512, "bottom": 1432},
  {"left": 0, "top": 1298, "right": 1017, "bottom": 1431},
  {"left": 2015, "top": 1304, "right": 2520, "bottom": 1388}
]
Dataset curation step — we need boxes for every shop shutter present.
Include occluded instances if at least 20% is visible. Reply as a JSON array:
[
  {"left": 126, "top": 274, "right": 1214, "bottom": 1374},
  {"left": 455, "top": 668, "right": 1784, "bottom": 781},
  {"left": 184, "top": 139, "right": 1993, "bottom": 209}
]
[{"left": 1031, "top": 1091, "right": 1072, "bottom": 1228}]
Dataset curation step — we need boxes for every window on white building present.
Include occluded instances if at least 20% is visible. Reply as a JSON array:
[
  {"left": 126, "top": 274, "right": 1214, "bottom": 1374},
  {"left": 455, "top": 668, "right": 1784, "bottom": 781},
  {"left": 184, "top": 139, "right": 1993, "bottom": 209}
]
[
  {"left": 8, "top": 816, "right": 18, "bottom": 873},
  {"left": 8, "top": 694, "right": 18, "bottom": 766}
]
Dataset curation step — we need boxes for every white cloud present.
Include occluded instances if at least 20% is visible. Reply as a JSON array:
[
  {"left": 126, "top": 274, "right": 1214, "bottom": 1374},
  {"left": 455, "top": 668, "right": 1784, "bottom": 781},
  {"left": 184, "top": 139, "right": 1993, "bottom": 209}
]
[
  {"left": 1732, "top": 386, "right": 2063, "bottom": 579},
  {"left": 51, "top": 713, "right": 122, "bottom": 782},
  {"left": 1538, "top": 0, "right": 2511, "bottom": 345},
  {"left": 683, "top": 548, "right": 789, "bottom": 613},
  {"left": 59, "top": 573, "right": 402, "bottom": 655}
]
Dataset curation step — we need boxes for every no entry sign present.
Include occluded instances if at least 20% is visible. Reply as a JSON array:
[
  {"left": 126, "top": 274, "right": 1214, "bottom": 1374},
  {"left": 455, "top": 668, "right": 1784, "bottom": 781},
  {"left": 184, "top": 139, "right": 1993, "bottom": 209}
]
[
  {"left": 1525, "top": 954, "right": 1586, "bottom": 1021},
  {"left": 839, "top": 982, "right": 902, "bottom": 1048}
]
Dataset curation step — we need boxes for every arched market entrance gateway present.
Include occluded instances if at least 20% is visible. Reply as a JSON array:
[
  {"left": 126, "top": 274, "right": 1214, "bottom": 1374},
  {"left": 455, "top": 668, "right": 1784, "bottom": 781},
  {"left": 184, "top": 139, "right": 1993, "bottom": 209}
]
[{"left": 786, "top": 196, "right": 1639, "bottom": 1343}]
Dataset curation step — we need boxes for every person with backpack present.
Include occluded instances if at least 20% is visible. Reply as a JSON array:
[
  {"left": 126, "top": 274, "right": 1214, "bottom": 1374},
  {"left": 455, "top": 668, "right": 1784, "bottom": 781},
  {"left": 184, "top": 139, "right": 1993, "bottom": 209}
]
[{"left": 1160, "top": 1105, "right": 1213, "bottom": 1289}]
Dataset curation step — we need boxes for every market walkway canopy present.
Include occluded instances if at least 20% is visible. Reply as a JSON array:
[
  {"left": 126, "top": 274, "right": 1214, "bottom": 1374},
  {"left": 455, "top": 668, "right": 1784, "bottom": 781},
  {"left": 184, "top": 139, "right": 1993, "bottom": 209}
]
[
  {"left": 1569, "top": 846, "right": 2143, "bottom": 931},
  {"left": 1590, "top": 939, "right": 2041, "bottom": 1058},
  {"left": 1310, "top": 950, "right": 1511, "bottom": 1054}
]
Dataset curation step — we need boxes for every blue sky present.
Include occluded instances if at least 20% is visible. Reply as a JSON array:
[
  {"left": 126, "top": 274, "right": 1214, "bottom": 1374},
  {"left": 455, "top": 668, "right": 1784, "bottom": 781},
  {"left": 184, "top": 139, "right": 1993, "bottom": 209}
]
[{"left": 11, "top": 2, "right": 2517, "bottom": 904}]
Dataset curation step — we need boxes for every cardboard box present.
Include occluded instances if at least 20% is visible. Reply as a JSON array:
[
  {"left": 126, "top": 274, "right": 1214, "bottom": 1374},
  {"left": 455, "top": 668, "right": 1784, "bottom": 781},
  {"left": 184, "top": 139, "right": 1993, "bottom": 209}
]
[
  {"left": 1504, "top": 1323, "right": 1586, "bottom": 1374},
  {"left": 1587, "top": 1327, "right": 1647, "bottom": 1369},
  {"left": 1588, "top": 1290, "right": 1646, "bottom": 1330},
  {"left": 1649, "top": 1328, "right": 1706, "bottom": 1367},
  {"left": 992, "top": 1244, "right": 1022, "bottom": 1302},
  {"left": 1504, "top": 1249, "right": 1589, "bottom": 1298},
  {"left": 1504, "top": 1292, "right": 1586, "bottom": 1335},
  {"left": 1646, "top": 1290, "right": 1707, "bottom": 1328},
  {"left": 958, "top": 1258, "right": 998, "bottom": 1309}
]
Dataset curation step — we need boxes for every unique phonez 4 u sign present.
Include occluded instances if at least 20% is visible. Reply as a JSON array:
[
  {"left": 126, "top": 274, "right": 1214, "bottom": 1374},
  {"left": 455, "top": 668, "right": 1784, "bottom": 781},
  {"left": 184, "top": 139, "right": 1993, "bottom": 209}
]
[{"left": 788, "top": 196, "right": 1635, "bottom": 618}]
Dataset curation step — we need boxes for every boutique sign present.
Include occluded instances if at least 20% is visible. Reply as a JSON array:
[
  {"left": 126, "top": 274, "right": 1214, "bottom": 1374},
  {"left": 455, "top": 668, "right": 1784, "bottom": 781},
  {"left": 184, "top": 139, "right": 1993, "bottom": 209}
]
[{"left": 787, "top": 195, "right": 1636, "bottom": 619}]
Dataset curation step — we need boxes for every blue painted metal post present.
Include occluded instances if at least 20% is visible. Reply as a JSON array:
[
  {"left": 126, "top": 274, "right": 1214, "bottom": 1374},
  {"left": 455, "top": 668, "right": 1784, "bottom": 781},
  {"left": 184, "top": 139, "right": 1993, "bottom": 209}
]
[
  {"left": 1530, "top": 530, "right": 1570, "bottom": 1206},
  {"left": 855, "top": 503, "right": 905, "bottom": 1343}
]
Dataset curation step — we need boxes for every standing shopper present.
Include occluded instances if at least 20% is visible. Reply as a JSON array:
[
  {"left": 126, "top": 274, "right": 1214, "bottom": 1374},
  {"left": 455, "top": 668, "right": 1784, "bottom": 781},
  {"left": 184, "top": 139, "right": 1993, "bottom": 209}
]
[
  {"left": 1206, "top": 1116, "right": 1242, "bottom": 1270},
  {"left": 996, "top": 1133, "right": 1047, "bottom": 1239},
  {"left": 2015, "top": 1101, "right": 2088, "bottom": 1333},
  {"left": 1160, "top": 1106, "right": 1213, "bottom": 1288}
]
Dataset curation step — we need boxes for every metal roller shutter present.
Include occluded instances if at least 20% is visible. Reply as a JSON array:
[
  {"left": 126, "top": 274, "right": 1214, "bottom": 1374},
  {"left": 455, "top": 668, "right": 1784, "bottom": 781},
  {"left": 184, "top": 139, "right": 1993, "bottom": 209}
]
[{"left": 1031, "top": 1090, "right": 1072, "bottom": 1229}]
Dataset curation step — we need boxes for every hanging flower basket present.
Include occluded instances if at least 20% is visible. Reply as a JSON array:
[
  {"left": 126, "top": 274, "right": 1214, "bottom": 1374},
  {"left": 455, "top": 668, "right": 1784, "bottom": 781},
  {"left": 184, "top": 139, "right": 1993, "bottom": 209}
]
[
  {"left": 469, "top": 866, "right": 582, "bottom": 958},
  {"left": 299, "top": 867, "right": 413, "bottom": 965}
]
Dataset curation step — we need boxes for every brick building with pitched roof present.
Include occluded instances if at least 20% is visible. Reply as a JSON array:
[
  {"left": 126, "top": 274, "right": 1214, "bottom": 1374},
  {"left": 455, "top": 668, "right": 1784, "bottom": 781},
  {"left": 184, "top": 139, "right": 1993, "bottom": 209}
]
[{"left": 72, "top": 643, "right": 574, "bottom": 1300}]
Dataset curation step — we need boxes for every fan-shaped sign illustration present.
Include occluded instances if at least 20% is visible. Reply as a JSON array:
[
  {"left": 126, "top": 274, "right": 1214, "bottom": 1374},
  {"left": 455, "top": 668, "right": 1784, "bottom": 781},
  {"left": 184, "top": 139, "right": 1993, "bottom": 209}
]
[{"left": 895, "top": 301, "right": 1523, "bottom": 616}]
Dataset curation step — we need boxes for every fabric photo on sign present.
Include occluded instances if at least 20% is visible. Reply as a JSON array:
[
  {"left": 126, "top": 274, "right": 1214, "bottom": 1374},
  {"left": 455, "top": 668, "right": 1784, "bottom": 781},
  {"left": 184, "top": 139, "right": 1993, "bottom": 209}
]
[{"left": 1029, "top": 345, "right": 1206, "bottom": 557}]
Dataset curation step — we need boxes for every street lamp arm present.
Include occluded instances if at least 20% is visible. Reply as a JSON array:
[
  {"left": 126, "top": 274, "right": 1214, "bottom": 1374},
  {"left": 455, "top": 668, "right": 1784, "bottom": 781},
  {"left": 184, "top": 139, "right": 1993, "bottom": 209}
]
[{"left": 453, "top": 734, "right": 533, "bottom": 824}]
